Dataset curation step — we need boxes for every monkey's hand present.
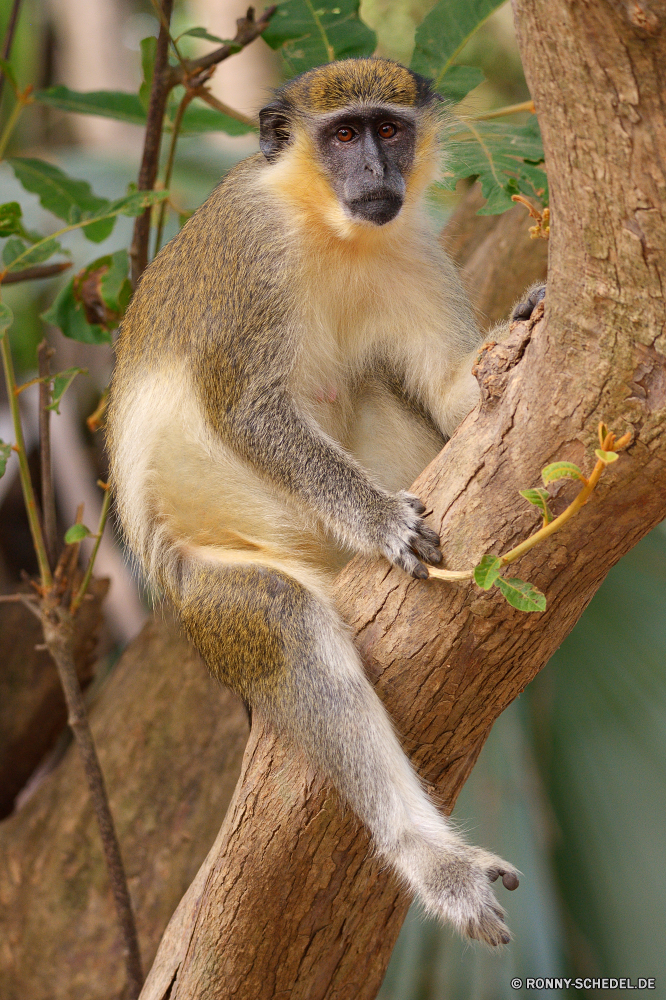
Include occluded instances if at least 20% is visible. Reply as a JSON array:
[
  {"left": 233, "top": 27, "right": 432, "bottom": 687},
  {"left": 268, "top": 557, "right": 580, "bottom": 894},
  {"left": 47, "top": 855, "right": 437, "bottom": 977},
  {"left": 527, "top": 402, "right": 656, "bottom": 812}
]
[
  {"left": 374, "top": 492, "right": 442, "bottom": 579},
  {"left": 222, "top": 392, "right": 445, "bottom": 575}
]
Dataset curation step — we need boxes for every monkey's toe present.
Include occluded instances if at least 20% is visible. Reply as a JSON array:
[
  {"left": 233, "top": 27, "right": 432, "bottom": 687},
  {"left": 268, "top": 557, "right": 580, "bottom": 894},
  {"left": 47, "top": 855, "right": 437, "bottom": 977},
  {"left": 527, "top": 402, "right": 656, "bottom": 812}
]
[
  {"left": 511, "top": 283, "right": 546, "bottom": 322},
  {"left": 488, "top": 866, "right": 520, "bottom": 890}
]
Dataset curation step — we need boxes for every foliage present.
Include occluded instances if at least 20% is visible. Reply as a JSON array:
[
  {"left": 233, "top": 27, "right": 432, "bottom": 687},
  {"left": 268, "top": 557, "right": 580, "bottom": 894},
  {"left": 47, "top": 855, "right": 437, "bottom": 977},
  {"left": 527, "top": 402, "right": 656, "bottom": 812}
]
[
  {"left": 262, "top": 0, "right": 377, "bottom": 75},
  {"left": 440, "top": 116, "right": 547, "bottom": 215}
]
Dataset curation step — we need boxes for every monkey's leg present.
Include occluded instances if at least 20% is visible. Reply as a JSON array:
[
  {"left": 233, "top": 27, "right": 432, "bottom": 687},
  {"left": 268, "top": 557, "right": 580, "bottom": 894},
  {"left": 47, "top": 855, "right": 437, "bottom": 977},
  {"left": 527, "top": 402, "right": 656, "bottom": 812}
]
[{"left": 178, "top": 559, "right": 518, "bottom": 945}]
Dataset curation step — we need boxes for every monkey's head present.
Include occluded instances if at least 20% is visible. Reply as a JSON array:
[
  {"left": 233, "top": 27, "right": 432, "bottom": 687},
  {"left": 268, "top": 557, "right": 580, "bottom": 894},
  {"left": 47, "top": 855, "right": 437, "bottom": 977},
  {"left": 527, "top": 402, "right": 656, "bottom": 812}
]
[{"left": 259, "top": 59, "right": 441, "bottom": 230}]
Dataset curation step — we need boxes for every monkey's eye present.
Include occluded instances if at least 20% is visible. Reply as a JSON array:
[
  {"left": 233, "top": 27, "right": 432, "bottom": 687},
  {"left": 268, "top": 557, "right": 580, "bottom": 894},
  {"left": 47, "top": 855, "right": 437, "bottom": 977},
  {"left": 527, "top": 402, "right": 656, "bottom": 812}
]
[
  {"left": 336, "top": 126, "right": 356, "bottom": 142},
  {"left": 378, "top": 122, "right": 398, "bottom": 139}
]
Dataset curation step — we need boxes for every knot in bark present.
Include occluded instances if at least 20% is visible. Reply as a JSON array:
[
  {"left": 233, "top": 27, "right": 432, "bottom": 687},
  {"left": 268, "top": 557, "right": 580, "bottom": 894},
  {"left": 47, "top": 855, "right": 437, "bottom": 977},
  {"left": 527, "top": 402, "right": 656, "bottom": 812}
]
[{"left": 472, "top": 320, "right": 534, "bottom": 408}]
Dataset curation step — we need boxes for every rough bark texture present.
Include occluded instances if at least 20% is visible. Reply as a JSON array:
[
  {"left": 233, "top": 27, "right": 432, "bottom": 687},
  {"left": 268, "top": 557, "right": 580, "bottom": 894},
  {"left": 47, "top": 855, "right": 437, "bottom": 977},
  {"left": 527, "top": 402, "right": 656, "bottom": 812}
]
[
  {"left": 138, "top": 3, "right": 666, "bottom": 998},
  {"left": 0, "top": 616, "right": 249, "bottom": 1000},
  {"left": 0, "top": 577, "right": 108, "bottom": 819}
]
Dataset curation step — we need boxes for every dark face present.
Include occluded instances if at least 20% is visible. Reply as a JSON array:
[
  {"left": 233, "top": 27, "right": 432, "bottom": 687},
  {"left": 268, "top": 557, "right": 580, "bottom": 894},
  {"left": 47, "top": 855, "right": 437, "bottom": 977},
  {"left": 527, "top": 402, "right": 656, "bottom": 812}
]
[{"left": 313, "top": 107, "right": 417, "bottom": 225}]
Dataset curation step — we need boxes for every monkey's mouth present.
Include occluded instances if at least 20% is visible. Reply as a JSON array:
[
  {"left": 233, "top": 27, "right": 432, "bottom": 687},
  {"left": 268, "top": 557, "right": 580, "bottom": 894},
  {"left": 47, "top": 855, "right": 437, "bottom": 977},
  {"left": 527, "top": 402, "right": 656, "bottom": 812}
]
[{"left": 348, "top": 193, "right": 403, "bottom": 225}]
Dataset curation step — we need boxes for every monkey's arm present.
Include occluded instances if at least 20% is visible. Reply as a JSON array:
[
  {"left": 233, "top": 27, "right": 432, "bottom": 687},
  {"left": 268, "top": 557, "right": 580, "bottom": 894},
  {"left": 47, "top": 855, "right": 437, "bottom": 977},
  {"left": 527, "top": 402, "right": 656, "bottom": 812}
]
[{"left": 220, "top": 387, "right": 441, "bottom": 577}]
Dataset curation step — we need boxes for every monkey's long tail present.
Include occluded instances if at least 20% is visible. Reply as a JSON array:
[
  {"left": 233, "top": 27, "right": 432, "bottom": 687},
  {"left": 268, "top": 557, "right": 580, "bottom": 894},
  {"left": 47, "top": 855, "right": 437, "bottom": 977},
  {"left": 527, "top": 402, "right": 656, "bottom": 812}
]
[{"left": 176, "top": 555, "right": 517, "bottom": 945}]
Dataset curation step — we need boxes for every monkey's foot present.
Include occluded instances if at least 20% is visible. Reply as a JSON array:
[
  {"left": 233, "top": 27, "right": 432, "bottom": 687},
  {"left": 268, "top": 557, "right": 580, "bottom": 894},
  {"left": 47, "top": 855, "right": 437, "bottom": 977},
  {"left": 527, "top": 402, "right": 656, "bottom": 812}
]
[
  {"left": 406, "top": 842, "right": 520, "bottom": 946},
  {"left": 512, "top": 282, "right": 546, "bottom": 322}
]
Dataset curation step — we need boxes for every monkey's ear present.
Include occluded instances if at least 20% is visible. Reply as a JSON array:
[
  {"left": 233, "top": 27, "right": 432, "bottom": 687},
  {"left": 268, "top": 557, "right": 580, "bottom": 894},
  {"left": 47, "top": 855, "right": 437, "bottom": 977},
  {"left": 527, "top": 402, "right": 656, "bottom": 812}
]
[{"left": 259, "top": 102, "right": 291, "bottom": 161}]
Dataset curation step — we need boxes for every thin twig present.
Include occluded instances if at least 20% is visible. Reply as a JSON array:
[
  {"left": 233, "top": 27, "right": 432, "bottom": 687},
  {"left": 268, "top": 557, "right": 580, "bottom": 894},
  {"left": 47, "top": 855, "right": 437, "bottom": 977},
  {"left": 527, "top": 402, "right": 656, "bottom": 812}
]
[
  {"left": 1, "top": 261, "right": 71, "bottom": 283},
  {"left": 0, "top": 321, "right": 52, "bottom": 589},
  {"left": 38, "top": 339, "right": 58, "bottom": 570},
  {"left": 40, "top": 607, "right": 143, "bottom": 998},
  {"left": 71, "top": 483, "right": 111, "bottom": 613},
  {"left": 130, "top": 4, "right": 275, "bottom": 283},
  {"left": 0, "top": 86, "right": 28, "bottom": 159},
  {"left": 169, "top": 6, "right": 277, "bottom": 84},
  {"left": 196, "top": 86, "right": 256, "bottom": 127},
  {"left": 428, "top": 427, "right": 632, "bottom": 585},
  {"left": 0, "top": 0, "right": 23, "bottom": 109},
  {"left": 472, "top": 100, "right": 535, "bottom": 121},
  {"left": 130, "top": 0, "right": 175, "bottom": 284},
  {"left": 148, "top": 0, "right": 186, "bottom": 66},
  {"left": 153, "top": 87, "right": 197, "bottom": 256}
]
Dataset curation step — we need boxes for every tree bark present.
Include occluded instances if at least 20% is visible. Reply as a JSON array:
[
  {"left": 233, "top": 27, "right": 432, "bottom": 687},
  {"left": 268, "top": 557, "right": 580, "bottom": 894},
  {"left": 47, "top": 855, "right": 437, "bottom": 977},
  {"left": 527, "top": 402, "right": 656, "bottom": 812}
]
[
  {"left": 138, "top": 3, "right": 666, "bottom": 998},
  {"left": 0, "top": 616, "right": 249, "bottom": 1000},
  {"left": 0, "top": 577, "right": 108, "bottom": 819}
]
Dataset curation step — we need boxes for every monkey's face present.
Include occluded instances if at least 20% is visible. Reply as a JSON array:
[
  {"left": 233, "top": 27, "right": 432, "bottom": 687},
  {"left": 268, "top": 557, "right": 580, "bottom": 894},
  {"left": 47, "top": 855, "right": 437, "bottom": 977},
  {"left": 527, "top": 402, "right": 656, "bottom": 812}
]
[{"left": 312, "top": 107, "right": 417, "bottom": 226}]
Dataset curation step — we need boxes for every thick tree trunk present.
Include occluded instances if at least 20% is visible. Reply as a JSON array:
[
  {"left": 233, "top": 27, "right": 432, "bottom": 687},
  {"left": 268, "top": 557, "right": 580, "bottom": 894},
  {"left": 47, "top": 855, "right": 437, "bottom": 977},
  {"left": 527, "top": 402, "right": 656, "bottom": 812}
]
[{"left": 139, "top": 3, "right": 666, "bottom": 998}]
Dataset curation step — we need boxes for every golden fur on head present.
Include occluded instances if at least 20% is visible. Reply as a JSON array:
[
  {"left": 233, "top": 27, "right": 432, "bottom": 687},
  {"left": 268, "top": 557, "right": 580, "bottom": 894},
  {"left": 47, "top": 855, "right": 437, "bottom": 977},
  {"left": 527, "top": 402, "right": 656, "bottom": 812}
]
[
  {"left": 279, "top": 57, "right": 438, "bottom": 113},
  {"left": 261, "top": 59, "right": 444, "bottom": 242}
]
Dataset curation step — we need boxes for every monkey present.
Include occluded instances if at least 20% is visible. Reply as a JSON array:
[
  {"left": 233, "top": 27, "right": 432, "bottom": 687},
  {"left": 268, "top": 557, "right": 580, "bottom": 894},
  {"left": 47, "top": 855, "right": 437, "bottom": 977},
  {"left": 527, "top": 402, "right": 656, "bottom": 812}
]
[{"left": 106, "top": 57, "right": 524, "bottom": 946}]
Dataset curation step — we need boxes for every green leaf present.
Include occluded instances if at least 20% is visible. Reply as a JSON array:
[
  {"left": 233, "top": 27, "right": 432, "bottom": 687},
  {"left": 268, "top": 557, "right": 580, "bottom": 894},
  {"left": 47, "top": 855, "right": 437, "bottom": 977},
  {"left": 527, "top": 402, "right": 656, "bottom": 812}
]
[
  {"left": 0, "top": 58, "right": 18, "bottom": 95},
  {"left": 0, "top": 201, "right": 23, "bottom": 237},
  {"left": 2, "top": 237, "right": 25, "bottom": 267},
  {"left": 519, "top": 487, "right": 553, "bottom": 524},
  {"left": 34, "top": 85, "right": 253, "bottom": 137},
  {"left": 541, "top": 461, "right": 586, "bottom": 486},
  {"left": 179, "top": 27, "right": 238, "bottom": 47},
  {"left": 139, "top": 36, "right": 157, "bottom": 111},
  {"left": 437, "top": 65, "right": 484, "bottom": 103},
  {"left": 474, "top": 554, "right": 502, "bottom": 590},
  {"left": 6, "top": 158, "right": 114, "bottom": 242},
  {"left": 99, "top": 250, "right": 131, "bottom": 313},
  {"left": 411, "top": 0, "right": 505, "bottom": 89},
  {"left": 496, "top": 576, "right": 546, "bottom": 613},
  {"left": 3, "top": 234, "right": 64, "bottom": 270},
  {"left": 93, "top": 189, "right": 168, "bottom": 220},
  {"left": 65, "top": 523, "right": 93, "bottom": 544},
  {"left": 262, "top": 0, "right": 376, "bottom": 76},
  {"left": 0, "top": 439, "right": 11, "bottom": 478},
  {"left": 34, "top": 86, "right": 148, "bottom": 125},
  {"left": 595, "top": 449, "right": 619, "bottom": 464},
  {"left": 47, "top": 367, "right": 88, "bottom": 415},
  {"left": 440, "top": 117, "right": 547, "bottom": 216},
  {"left": 0, "top": 302, "right": 13, "bottom": 332},
  {"left": 176, "top": 100, "right": 254, "bottom": 136},
  {"left": 41, "top": 280, "right": 111, "bottom": 345}
]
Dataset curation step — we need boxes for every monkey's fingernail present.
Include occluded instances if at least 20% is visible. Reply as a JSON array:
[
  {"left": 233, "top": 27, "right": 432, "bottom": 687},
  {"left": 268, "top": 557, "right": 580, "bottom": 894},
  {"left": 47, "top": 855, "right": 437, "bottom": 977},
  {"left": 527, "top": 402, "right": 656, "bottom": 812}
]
[
  {"left": 502, "top": 872, "right": 519, "bottom": 890},
  {"left": 500, "top": 933, "right": 511, "bottom": 945},
  {"left": 413, "top": 563, "right": 429, "bottom": 579},
  {"left": 412, "top": 499, "right": 426, "bottom": 513}
]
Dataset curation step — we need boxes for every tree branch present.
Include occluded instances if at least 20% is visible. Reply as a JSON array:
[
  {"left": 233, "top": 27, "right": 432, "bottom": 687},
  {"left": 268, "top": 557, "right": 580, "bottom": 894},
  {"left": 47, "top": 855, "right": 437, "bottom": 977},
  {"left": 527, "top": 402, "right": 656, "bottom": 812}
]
[
  {"left": 167, "top": 6, "right": 277, "bottom": 87},
  {"left": 37, "top": 339, "right": 57, "bottom": 570},
  {"left": 1, "top": 261, "right": 71, "bottom": 284},
  {"left": 130, "top": 4, "right": 276, "bottom": 284},
  {"left": 137, "top": 2, "right": 666, "bottom": 997},
  {"left": 130, "top": 0, "right": 175, "bottom": 284},
  {"left": 0, "top": 0, "right": 22, "bottom": 108}
]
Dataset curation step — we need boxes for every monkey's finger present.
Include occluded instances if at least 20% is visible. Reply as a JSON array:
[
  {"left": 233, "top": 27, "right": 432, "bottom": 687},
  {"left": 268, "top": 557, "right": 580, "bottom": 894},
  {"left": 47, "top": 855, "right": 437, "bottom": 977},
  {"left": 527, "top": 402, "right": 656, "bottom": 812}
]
[
  {"left": 394, "top": 549, "right": 429, "bottom": 579},
  {"left": 403, "top": 494, "right": 426, "bottom": 514},
  {"left": 411, "top": 535, "right": 442, "bottom": 565},
  {"left": 414, "top": 523, "right": 440, "bottom": 548}
]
